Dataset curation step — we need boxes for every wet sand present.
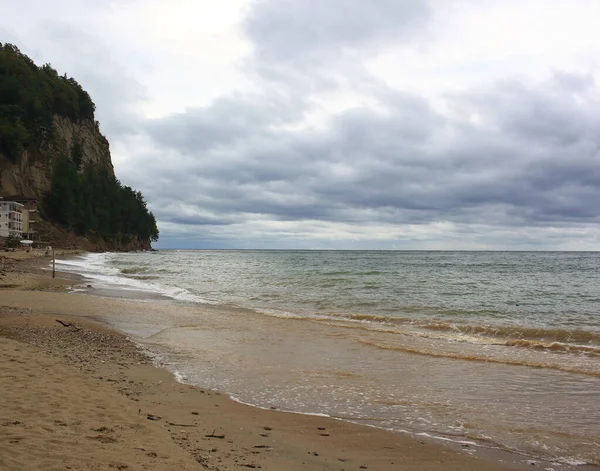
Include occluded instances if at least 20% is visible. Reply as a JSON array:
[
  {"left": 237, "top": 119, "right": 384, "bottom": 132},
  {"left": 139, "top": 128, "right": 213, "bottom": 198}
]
[{"left": 0, "top": 253, "right": 584, "bottom": 470}]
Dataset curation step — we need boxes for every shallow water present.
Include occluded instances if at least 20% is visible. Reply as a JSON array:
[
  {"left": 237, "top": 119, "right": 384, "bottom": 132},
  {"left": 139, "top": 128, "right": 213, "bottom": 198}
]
[{"left": 57, "top": 250, "right": 600, "bottom": 465}]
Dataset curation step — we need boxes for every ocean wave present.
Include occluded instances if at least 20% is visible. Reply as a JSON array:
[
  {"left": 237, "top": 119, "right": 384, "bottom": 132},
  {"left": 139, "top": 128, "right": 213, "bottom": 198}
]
[
  {"left": 310, "top": 311, "right": 600, "bottom": 347},
  {"left": 419, "top": 322, "right": 600, "bottom": 345},
  {"left": 503, "top": 339, "right": 600, "bottom": 355},
  {"left": 321, "top": 270, "right": 354, "bottom": 276},
  {"left": 57, "top": 253, "right": 215, "bottom": 305},
  {"left": 120, "top": 266, "right": 151, "bottom": 275},
  {"left": 354, "top": 338, "right": 600, "bottom": 377}
]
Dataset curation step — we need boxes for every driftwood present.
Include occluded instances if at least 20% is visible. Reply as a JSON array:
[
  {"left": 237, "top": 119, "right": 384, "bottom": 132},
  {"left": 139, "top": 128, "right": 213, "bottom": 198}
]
[
  {"left": 205, "top": 429, "right": 225, "bottom": 439},
  {"left": 55, "top": 319, "right": 73, "bottom": 328}
]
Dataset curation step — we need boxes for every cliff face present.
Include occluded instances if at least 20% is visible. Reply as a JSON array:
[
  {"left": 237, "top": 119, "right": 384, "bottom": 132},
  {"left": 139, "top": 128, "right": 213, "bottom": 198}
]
[
  {"left": 0, "top": 116, "right": 113, "bottom": 200},
  {"left": 0, "top": 43, "right": 158, "bottom": 250},
  {"left": 0, "top": 120, "right": 152, "bottom": 251}
]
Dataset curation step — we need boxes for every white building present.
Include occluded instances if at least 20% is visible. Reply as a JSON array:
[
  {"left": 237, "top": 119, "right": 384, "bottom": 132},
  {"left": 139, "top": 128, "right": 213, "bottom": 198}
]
[
  {"left": 1, "top": 196, "right": 38, "bottom": 238},
  {"left": 0, "top": 199, "right": 24, "bottom": 238}
]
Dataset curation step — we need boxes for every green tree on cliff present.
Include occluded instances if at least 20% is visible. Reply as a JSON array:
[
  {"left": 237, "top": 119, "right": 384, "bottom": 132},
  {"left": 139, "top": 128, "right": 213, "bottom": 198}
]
[
  {"left": 46, "top": 158, "right": 159, "bottom": 244},
  {"left": 0, "top": 42, "right": 95, "bottom": 162}
]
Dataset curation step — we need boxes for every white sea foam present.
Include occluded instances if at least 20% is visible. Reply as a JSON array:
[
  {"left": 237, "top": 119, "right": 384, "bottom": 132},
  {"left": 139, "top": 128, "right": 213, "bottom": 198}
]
[
  {"left": 415, "top": 432, "right": 478, "bottom": 446},
  {"left": 555, "top": 457, "right": 589, "bottom": 466},
  {"left": 228, "top": 394, "right": 333, "bottom": 419},
  {"left": 173, "top": 370, "right": 188, "bottom": 383},
  {"left": 57, "top": 253, "right": 214, "bottom": 305}
]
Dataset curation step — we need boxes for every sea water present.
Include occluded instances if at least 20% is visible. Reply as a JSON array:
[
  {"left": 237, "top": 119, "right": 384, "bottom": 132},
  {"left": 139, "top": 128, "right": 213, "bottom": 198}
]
[{"left": 56, "top": 250, "right": 600, "bottom": 466}]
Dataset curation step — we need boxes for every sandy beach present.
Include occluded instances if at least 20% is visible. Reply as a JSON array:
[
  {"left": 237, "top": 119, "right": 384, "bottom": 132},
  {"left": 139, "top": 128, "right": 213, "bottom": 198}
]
[{"left": 0, "top": 252, "right": 583, "bottom": 470}]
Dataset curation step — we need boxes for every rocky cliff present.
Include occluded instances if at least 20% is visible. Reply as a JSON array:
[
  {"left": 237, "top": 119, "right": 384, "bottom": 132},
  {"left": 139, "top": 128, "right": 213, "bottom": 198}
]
[
  {"left": 0, "top": 116, "right": 113, "bottom": 200},
  {"left": 0, "top": 43, "right": 158, "bottom": 250}
]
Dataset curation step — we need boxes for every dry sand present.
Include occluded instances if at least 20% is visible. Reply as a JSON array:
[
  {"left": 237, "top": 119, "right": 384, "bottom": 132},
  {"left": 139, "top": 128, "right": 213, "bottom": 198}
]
[{"left": 0, "top": 253, "right": 562, "bottom": 470}]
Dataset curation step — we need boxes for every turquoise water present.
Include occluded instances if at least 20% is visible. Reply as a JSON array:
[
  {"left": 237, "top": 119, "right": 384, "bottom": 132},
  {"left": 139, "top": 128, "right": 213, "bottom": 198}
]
[{"left": 57, "top": 250, "right": 600, "bottom": 466}]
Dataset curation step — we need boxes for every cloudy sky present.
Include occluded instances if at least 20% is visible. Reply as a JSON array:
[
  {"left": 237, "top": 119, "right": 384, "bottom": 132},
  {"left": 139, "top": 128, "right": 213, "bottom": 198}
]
[{"left": 2, "top": 0, "right": 600, "bottom": 249}]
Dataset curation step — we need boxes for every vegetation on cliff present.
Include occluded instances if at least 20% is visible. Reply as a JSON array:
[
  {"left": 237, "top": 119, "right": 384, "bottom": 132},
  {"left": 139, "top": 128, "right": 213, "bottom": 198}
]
[
  {"left": 47, "top": 156, "right": 159, "bottom": 244},
  {"left": 0, "top": 43, "right": 96, "bottom": 162},
  {"left": 0, "top": 43, "right": 158, "bottom": 246}
]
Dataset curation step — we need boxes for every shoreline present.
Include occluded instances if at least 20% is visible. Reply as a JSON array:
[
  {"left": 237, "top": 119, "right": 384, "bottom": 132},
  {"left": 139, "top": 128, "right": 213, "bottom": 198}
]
[{"left": 0, "top": 253, "right": 596, "bottom": 470}]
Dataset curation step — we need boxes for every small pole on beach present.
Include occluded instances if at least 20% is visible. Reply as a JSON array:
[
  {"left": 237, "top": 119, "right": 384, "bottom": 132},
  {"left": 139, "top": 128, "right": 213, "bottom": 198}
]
[{"left": 52, "top": 248, "right": 55, "bottom": 279}]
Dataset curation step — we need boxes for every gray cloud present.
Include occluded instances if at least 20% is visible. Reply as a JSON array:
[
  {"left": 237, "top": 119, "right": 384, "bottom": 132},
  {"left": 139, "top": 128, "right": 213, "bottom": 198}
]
[
  {"left": 145, "top": 92, "right": 305, "bottom": 153},
  {"left": 244, "top": 0, "right": 430, "bottom": 64},
  {"left": 137, "top": 68, "right": 600, "bottom": 245},
  {"left": 4, "top": 0, "right": 599, "bottom": 249},
  {"left": 242, "top": 0, "right": 431, "bottom": 93},
  {"left": 457, "top": 76, "right": 599, "bottom": 147}
]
